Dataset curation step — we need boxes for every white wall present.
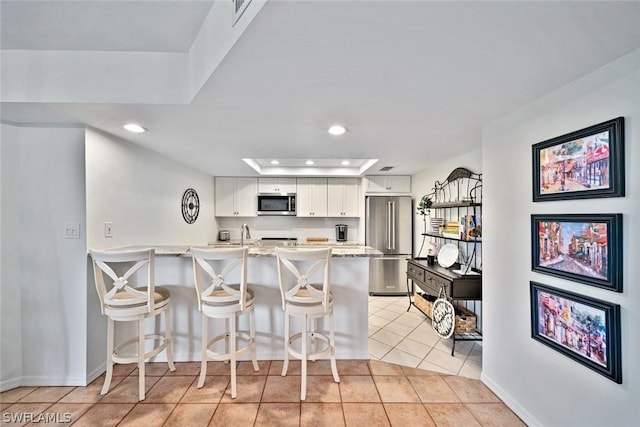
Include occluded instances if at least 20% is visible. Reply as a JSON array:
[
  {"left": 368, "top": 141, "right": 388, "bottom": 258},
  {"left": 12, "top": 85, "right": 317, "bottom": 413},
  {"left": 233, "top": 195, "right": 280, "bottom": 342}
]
[
  {"left": 84, "top": 128, "right": 217, "bottom": 378},
  {"left": 482, "top": 49, "right": 640, "bottom": 426},
  {"left": 0, "top": 124, "right": 88, "bottom": 389},
  {"left": 85, "top": 128, "right": 216, "bottom": 249},
  {"left": 1, "top": 123, "right": 23, "bottom": 389}
]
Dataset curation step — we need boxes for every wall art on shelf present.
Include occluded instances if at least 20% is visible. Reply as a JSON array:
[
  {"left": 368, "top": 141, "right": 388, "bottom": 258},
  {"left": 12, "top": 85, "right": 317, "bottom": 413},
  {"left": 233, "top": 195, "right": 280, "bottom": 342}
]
[
  {"left": 530, "top": 281, "right": 621, "bottom": 383},
  {"left": 532, "top": 117, "right": 624, "bottom": 201},
  {"left": 531, "top": 214, "right": 622, "bottom": 292}
]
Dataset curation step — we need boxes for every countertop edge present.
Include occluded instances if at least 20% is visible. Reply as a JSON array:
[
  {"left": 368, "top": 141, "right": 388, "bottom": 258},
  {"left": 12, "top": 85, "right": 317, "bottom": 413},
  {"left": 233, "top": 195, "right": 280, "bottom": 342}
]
[{"left": 97, "top": 245, "right": 384, "bottom": 258}]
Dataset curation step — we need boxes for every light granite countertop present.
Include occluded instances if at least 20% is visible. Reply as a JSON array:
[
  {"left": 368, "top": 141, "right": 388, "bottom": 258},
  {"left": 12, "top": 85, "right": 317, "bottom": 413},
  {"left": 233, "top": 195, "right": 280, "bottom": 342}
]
[{"left": 111, "top": 244, "right": 383, "bottom": 258}]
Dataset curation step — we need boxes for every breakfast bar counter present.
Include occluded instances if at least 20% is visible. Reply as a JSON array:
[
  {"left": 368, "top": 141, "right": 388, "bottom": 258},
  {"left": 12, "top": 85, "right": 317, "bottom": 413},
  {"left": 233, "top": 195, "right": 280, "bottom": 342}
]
[{"left": 95, "top": 244, "right": 382, "bottom": 363}]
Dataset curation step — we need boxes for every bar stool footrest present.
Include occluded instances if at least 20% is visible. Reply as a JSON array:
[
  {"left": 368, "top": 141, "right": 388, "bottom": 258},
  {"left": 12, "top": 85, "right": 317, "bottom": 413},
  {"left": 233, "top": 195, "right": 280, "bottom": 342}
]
[
  {"left": 112, "top": 334, "right": 169, "bottom": 364},
  {"left": 286, "top": 331, "right": 333, "bottom": 361},
  {"left": 205, "top": 331, "right": 255, "bottom": 361}
]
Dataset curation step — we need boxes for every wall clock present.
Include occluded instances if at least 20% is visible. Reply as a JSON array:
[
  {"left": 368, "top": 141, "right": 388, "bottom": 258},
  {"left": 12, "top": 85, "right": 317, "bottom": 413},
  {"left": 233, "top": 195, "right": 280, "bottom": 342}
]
[{"left": 181, "top": 188, "right": 200, "bottom": 224}]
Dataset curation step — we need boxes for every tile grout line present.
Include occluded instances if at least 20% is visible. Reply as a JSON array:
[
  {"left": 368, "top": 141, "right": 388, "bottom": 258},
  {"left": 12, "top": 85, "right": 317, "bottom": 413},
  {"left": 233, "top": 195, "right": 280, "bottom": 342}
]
[{"left": 370, "top": 296, "right": 482, "bottom": 377}]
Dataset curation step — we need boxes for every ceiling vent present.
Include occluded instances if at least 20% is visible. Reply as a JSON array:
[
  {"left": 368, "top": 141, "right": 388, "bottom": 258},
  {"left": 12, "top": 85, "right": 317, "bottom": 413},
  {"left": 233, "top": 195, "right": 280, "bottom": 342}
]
[{"left": 379, "top": 166, "right": 394, "bottom": 172}]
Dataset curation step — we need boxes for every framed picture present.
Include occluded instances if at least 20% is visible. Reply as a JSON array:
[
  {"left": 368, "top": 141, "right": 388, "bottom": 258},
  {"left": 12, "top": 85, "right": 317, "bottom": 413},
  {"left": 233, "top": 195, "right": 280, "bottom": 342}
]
[
  {"left": 532, "top": 117, "right": 624, "bottom": 201},
  {"left": 531, "top": 214, "right": 622, "bottom": 292},
  {"left": 530, "top": 281, "right": 621, "bottom": 383}
]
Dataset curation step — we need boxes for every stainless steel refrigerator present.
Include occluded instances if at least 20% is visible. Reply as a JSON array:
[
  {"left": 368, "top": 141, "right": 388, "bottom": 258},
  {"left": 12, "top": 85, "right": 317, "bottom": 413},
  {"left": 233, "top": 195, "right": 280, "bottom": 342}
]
[{"left": 366, "top": 196, "right": 413, "bottom": 295}]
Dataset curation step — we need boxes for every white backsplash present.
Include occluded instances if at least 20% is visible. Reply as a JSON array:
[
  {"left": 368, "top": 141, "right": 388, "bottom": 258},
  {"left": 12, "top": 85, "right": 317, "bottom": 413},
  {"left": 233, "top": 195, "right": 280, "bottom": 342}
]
[{"left": 215, "top": 216, "right": 361, "bottom": 243}]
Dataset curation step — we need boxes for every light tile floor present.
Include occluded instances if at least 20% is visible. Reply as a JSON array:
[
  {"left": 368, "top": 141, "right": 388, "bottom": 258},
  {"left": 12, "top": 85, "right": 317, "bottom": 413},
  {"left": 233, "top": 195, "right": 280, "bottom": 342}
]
[
  {"left": 0, "top": 297, "right": 500, "bottom": 426},
  {"left": 0, "top": 360, "right": 524, "bottom": 426},
  {"left": 368, "top": 295, "right": 482, "bottom": 379}
]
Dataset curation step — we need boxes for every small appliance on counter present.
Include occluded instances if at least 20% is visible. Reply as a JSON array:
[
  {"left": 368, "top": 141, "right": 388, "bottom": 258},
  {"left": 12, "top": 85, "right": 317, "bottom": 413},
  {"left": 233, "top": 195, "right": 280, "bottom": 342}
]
[
  {"left": 218, "top": 230, "right": 230, "bottom": 241},
  {"left": 335, "top": 224, "right": 348, "bottom": 242}
]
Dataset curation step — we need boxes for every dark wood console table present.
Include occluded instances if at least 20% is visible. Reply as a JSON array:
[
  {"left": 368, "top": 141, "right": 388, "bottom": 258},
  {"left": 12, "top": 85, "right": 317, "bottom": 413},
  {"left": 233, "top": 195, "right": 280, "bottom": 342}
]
[{"left": 407, "top": 258, "right": 482, "bottom": 355}]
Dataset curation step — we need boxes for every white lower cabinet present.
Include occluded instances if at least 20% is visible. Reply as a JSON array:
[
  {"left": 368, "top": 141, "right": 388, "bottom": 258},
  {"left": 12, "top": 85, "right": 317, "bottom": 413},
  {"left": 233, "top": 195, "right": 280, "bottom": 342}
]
[
  {"left": 296, "top": 178, "right": 327, "bottom": 217},
  {"left": 215, "top": 177, "right": 257, "bottom": 217},
  {"left": 327, "top": 178, "right": 359, "bottom": 217}
]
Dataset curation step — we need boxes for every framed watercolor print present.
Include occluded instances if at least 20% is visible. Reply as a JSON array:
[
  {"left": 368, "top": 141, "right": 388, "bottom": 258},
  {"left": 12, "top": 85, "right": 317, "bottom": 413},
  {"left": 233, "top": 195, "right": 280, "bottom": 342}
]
[
  {"left": 530, "top": 281, "right": 621, "bottom": 383},
  {"left": 532, "top": 117, "right": 624, "bottom": 202},
  {"left": 531, "top": 214, "right": 622, "bottom": 292}
]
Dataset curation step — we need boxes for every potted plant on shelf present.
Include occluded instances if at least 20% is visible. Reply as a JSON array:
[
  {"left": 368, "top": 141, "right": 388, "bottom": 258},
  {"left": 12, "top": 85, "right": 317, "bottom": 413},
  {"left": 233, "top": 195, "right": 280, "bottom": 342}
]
[
  {"left": 416, "top": 194, "right": 433, "bottom": 218},
  {"left": 416, "top": 194, "right": 433, "bottom": 258}
]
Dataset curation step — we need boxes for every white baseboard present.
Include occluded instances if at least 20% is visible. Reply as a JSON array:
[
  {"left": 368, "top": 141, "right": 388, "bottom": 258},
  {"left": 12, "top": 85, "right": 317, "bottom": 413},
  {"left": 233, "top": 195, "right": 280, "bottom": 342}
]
[
  {"left": 87, "top": 363, "right": 106, "bottom": 385},
  {"left": 481, "top": 372, "right": 542, "bottom": 427},
  {"left": 0, "top": 377, "right": 22, "bottom": 392},
  {"left": 17, "top": 375, "right": 88, "bottom": 387}
]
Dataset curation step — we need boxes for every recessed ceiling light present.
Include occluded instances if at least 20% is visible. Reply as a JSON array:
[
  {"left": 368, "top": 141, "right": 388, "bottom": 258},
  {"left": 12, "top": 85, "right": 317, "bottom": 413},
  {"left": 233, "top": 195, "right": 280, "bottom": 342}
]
[
  {"left": 341, "top": 160, "right": 351, "bottom": 166},
  {"left": 124, "top": 123, "right": 147, "bottom": 133},
  {"left": 328, "top": 125, "right": 347, "bottom": 136},
  {"left": 270, "top": 160, "right": 280, "bottom": 165},
  {"left": 305, "top": 160, "right": 315, "bottom": 165}
]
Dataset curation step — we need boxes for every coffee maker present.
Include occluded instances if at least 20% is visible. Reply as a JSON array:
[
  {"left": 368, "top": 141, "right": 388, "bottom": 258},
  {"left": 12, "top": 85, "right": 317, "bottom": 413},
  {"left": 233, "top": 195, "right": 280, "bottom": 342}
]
[{"left": 335, "top": 224, "right": 348, "bottom": 242}]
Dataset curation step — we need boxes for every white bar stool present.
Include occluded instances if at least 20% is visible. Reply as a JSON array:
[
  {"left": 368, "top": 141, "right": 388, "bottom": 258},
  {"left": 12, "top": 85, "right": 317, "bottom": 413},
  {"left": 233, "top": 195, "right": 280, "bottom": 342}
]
[
  {"left": 275, "top": 247, "right": 340, "bottom": 400},
  {"left": 191, "top": 247, "right": 259, "bottom": 399},
  {"left": 90, "top": 248, "right": 176, "bottom": 401}
]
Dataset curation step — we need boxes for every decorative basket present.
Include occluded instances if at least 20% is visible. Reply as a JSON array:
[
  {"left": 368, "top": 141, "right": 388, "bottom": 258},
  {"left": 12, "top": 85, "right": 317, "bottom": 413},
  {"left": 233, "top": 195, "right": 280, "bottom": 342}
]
[
  {"left": 454, "top": 305, "right": 477, "bottom": 334},
  {"left": 414, "top": 292, "right": 434, "bottom": 319}
]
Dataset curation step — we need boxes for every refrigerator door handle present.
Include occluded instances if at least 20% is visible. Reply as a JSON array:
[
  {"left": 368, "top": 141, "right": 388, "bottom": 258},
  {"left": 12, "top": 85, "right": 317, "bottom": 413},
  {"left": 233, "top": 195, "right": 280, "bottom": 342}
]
[
  {"left": 386, "top": 201, "right": 392, "bottom": 250},
  {"left": 390, "top": 201, "right": 396, "bottom": 250}
]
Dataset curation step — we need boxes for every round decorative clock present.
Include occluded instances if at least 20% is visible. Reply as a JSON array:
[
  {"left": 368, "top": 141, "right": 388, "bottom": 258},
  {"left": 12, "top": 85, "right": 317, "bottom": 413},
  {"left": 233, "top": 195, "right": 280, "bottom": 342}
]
[
  {"left": 181, "top": 188, "right": 200, "bottom": 224},
  {"left": 432, "top": 296, "right": 455, "bottom": 339}
]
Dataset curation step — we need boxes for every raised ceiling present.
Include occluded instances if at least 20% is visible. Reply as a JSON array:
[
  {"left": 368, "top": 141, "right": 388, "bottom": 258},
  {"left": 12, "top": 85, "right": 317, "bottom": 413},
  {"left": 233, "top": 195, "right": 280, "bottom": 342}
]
[{"left": 2, "top": 0, "right": 640, "bottom": 177}]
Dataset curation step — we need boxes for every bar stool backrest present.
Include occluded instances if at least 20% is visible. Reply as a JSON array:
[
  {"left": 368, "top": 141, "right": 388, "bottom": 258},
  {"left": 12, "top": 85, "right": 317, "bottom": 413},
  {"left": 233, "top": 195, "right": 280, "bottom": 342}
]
[
  {"left": 275, "top": 247, "right": 332, "bottom": 311},
  {"left": 191, "top": 247, "right": 249, "bottom": 311},
  {"left": 90, "top": 248, "right": 155, "bottom": 315}
]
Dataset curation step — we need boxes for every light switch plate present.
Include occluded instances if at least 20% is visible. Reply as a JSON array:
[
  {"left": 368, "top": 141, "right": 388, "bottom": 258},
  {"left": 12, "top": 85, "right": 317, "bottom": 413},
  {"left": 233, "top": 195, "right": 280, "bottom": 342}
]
[
  {"left": 104, "top": 222, "right": 113, "bottom": 238},
  {"left": 64, "top": 223, "right": 80, "bottom": 239}
]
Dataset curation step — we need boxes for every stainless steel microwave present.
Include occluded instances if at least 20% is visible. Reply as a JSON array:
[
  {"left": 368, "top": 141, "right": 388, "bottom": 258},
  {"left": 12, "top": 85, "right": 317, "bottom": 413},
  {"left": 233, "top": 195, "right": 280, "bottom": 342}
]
[{"left": 257, "top": 193, "right": 296, "bottom": 216}]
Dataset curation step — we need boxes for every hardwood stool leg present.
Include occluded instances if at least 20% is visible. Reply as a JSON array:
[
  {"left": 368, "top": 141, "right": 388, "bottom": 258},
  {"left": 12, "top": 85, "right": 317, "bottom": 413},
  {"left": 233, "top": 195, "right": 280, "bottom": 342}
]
[
  {"left": 197, "top": 314, "right": 208, "bottom": 388},
  {"left": 329, "top": 312, "right": 340, "bottom": 383},
  {"left": 101, "top": 318, "right": 115, "bottom": 395},
  {"left": 301, "top": 314, "right": 308, "bottom": 401},
  {"left": 281, "top": 313, "right": 290, "bottom": 376},
  {"left": 249, "top": 309, "right": 259, "bottom": 371},
  {"left": 165, "top": 305, "right": 176, "bottom": 371},
  {"left": 138, "top": 319, "right": 146, "bottom": 401},
  {"left": 230, "top": 315, "right": 238, "bottom": 399}
]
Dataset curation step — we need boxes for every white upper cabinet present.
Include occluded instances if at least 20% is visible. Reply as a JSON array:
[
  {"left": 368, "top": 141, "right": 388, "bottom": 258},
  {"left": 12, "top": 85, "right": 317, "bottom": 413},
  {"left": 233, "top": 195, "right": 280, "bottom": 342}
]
[
  {"left": 365, "top": 175, "right": 411, "bottom": 193},
  {"left": 327, "top": 178, "right": 360, "bottom": 217},
  {"left": 258, "top": 177, "right": 296, "bottom": 193},
  {"left": 296, "top": 178, "right": 328, "bottom": 217},
  {"left": 215, "top": 177, "right": 257, "bottom": 217}
]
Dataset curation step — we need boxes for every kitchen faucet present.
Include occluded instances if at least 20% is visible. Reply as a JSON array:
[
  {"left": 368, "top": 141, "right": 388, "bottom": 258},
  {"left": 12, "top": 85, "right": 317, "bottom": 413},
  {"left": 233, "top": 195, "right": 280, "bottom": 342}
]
[{"left": 241, "top": 223, "right": 251, "bottom": 246}]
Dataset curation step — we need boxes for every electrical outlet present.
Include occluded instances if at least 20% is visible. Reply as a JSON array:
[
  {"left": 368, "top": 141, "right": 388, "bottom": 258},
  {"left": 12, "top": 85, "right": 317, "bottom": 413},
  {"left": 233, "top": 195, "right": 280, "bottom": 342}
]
[
  {"left": 104, "top": 222, "right": 113, "bottom": 238},
  {"left": 64, "top": 223, "right": 80, "bottom": 239}
]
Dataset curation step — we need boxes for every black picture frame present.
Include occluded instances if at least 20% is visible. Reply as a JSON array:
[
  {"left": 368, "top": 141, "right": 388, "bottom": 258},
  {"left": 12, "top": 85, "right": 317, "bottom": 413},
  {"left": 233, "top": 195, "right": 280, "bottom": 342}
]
[
  {"left": 530, "top": 281, "right": 621, "bottom": 384},
  {"left": 531, "top": 213, "right": 622, "bottom": 292},
  {"left": 532, "top": 117, "right": 624, "bottom": 202}
]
